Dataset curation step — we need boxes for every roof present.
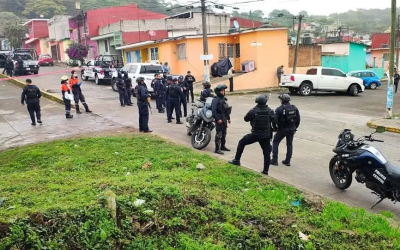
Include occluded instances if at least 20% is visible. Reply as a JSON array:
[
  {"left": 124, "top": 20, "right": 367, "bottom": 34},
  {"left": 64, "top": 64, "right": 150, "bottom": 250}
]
[
  {"left": 116, "top": 27, "right": 287, "bottom": 50},
  {"left": 22, "top": 19, "right": 49, "bottom": 26},
  {"left": 91, "top": 32, "right": 120, "bottom": 41}
]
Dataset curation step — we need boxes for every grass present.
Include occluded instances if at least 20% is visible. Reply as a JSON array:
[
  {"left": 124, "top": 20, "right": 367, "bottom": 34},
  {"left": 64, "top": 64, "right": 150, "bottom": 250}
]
[{"left": 0, "top": 134, "right": 399, "bottom": 249}]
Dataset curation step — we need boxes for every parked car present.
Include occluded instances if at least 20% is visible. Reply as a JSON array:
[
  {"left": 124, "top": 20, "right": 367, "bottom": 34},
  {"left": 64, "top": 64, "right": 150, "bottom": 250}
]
[
  {"left": 0, "top": 51, "right": 10, "bottom": 68},
  {"left": 347, "top": 70, "right": 382, "bottom": 90},
  {"left": 111, "top": 63, "right": 164, "bottom": 93},
  {"left": 38, "top": 54, "right": 54, "bottom": 66},
  {"left": 81, "top": 54, "right": 124, "bottom": 85},
  {"left": 12, "top": 48, "right": 40, "bottom": 75},
  {"left": 280, "top": 67, "right": 365, "bottom": 96}
]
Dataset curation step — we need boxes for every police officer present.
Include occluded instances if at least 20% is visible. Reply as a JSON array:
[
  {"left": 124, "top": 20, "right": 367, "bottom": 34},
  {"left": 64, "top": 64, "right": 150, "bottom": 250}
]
[
  {"left": 184, "top": 71, "right": 196, "bottom": 103},
  {"left": 123, "top": 72, "right": 133, "bottom": 106},
  {"left": 154, "top": 73, "right": 165, "bottom": 113},
  {"left": 21, "top": 79, "right": 42, "bottom": 125},
  {"left": 200, "top": 81, "right": 214, "bottom": 102},
  {"left": 212, "top": 84, "right": 231, "bottom": 155},
  {"left": 271, "top": 94, "right": 300, "bottom": 167},
  {"left": 166, "top": 78, "right": 183, "bottom": 124},
  {"left": 116, "top": 72, "right": 126, "bottom": 107},
  {"left": 229, "top": 95, "right": 275, "bottom": 175},
  {"left": 136, "top": 77, "right": 152, "bottom": 133},
  {"left": 70, "top": 70, "right": 92, "bottom": 113},
  {"left": 17, "top": 56, "right": 24, "bottom": 76},
  {"left": 178, "top": 76, "right": 188, "bottom": 117}
]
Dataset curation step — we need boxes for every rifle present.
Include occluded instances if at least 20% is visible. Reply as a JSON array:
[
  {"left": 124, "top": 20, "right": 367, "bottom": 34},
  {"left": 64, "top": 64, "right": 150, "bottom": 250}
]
[{"left": 147, "top": 97, "right": 152, "bottom": 115}]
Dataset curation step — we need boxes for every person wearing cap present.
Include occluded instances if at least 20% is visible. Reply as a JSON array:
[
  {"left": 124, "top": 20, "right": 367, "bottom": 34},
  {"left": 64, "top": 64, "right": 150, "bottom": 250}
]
[
  {"left": 229, "top": 94, "right": 275, "bottom": 175},
  {"left": 21, "top": 79, "right": 42, "bottom": 125},
  {"left": 69, "top": 70, "right": 92, "bottom": 114},
  {"left": 184, "top": 71, "right": 196, "bottom": 103},
  {"left": 271, "top": 94, "right": 300, "bottom": 167},
  {"left": 166, "top": 77, "right": 183, "bottom": 124},
  {"left": 178, "top": 75, "right": 188, "bottom": 117},
  {"left": 154, "top": 73, "right": 165, "bottom": 113}
]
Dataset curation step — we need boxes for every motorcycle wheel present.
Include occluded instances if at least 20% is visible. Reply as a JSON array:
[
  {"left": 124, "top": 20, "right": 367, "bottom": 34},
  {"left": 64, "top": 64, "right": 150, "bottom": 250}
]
[
  {"left": 191, "top": 127, "right": 211, "bottom": 150},
  {"left": 187, "top": 128, "right": 192, "bottom": 136},
  {"left": 329, "top": 157, "right": 353, "bottom": 190}
]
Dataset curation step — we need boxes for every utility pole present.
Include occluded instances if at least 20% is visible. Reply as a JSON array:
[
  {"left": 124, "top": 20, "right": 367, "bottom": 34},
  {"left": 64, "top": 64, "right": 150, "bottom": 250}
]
[
  {"left": 396, "top": 14, "right": 399, "bottom": 68},
  {"left": 292, "top": 14, "right": 303, "bottom": 74},
  {"left": 75, "top": 1, "right": 81, "bottom": 45},
  {"left": 387, "top": 0, "right": 396, "bottom": 118},
  {"left": 201, "top": 0, "right": 210, "bottom": 82}
]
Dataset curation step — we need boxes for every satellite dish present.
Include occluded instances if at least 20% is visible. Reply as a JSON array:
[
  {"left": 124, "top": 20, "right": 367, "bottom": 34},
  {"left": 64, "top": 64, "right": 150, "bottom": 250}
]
[
  {"left": 25, "top": 33, "right": 30, "bottom": 38},
  {"left": 149, "top": 30, "right": 156, "bottom": 37},
  {"left": 233, "top": 20, "right": 240, "bottom": 31},
  {"left": 40, "top": 14, "right": 44, "bottom": 18}
]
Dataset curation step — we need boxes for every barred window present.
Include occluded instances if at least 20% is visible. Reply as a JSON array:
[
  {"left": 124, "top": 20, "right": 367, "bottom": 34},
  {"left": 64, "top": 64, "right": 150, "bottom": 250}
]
[
  {"left": 227, "top": 44, "right": 234, "bottom": 58},
  {"left": 219, "top": 43, "right": 226, "bottom": 59},
  {"left": 235, "top": 43, "right": 240, "bottom": 58},
  {"left": 177, "top": 43, "right": 186, "bottom": 60}
]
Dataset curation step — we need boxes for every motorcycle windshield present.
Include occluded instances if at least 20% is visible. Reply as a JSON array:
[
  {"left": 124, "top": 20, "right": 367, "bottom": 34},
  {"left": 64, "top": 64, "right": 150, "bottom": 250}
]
[{"left": 205, "top": 97, "right": 213, "bottom": 108}]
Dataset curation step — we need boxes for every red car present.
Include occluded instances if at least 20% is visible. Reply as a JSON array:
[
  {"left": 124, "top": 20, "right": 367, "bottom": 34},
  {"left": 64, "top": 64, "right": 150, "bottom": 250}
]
[{"left": 38, "top": 54, "right": 54, "bottom": 66}]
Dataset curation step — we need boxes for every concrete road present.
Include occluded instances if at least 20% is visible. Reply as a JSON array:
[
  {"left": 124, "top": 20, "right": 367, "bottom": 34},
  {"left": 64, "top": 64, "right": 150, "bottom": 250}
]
[{"left": 3, "top": 65, "right": 400, "bottom": 217}]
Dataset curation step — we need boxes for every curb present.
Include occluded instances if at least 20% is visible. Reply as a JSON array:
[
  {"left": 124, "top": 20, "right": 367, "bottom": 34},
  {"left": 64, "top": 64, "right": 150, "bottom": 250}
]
[
  {"left": 367, "top": 120, "right": 400, "bottom": 134},
  {"left": 0, "top": 74, "right": 65, "bottom": 105},
  {"left": 194, "top": 87, "right": 285, "bottom": 96}
]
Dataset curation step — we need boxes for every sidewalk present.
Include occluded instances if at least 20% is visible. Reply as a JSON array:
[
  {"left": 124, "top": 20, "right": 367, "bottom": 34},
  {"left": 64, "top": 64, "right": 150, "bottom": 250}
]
[{"left": 367, "top": 117, "right": 400, "bottom": 133}]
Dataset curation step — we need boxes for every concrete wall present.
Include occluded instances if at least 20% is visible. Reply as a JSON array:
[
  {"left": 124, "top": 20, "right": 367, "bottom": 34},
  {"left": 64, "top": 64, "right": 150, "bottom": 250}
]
[
  {"left": 288, "top": 45, "right": 321, "bottom": 67},
  {"left": 348, "top": 43, "right": 366, "bottom": 71},
  {"left": 322, "top": 55, "right": 349, "bottom": 73},
  {"left": 48, "top": 15, "right": 71, "bottom": 41},
  {"left": 321, "top": 43, "right": 349, "bottom": 55}
]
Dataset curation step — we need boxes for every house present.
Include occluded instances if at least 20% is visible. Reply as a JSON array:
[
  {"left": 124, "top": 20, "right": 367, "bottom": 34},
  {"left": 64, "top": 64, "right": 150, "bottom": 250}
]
[
  {"left": 23, "top": 19, "right": 50, "bottom": 54},
  {"left": 48, "top": 15, "right": 71, "bottom": 61},
  {"left": 321, "top": 42, "right": 367, "bottom": 73},
  {"left": 68, "top": 4, "right": 167, "bottom": 59},
  {"left": 116, "top": 27, "right": 289, "bottom": 90},
  {"left": 369, "top": 33, "right": 399, "bottom": 70}
]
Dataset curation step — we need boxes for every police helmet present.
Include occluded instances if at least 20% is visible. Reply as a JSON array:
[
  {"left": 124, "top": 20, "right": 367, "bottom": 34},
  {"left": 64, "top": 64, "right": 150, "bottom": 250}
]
[
  {"left": 178, "top": 76, "right": 184, "bottom": 82},
  {"left": 136, "top": 77, "right": 145, "bottom": 83},
  {"left": 278, "top": 94, "right": 291, "bottom": 103},
  {"left": 255, "top": 94, "right": 269, "bottom": 105},
  {"left": 167, "top": 76, "right": 173, "bottom": 81},
  {"left": 123, "top": 72, "right": 129, "bottom": 78},
  {"left": 61, "top": 75, "right": 69, "bottom": 81},
  {"left": 202, "top": 81, "right": 211, "bottom": 88},
  {"left": 117, "top": 72, "right": 123, "bottom": 78},
  {"left": 172, "top": 77, "right": 178, "bottom": 82},
  {"left": 214, "top": 84, "right": 228, "bottom": 96}
]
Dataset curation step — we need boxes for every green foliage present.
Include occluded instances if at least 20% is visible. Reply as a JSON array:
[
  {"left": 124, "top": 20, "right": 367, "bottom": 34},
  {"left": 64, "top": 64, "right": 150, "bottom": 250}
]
[
  {"left": 232, "top": 10, "right": 264, "bottom": 22},
  {"left": 0, "top": 135, "right": 399, "bottom": 249},
  {"left": 0, "top": 12, "right": 20, "bottom": 34},
  {"left": 23, "top": 0, "right": 66, "bottom": 18},
  {"left": 0, "top": 0, "right": 26, "bottom": 16},
  {"left": 3, "top": 23, "right": 27, "bottom": 49}
]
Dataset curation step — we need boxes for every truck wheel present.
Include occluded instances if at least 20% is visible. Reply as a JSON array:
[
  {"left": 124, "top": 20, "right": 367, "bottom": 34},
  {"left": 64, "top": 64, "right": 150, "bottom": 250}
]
[
  {"left": 111, "top": 78, "right": 118, "bottom": 92},
  {"left": 349, "top": 85, "right": 359, "bottom": 96},
  {"left": 299, "top": 83, "right": 312, "bottom": 96},
  {"left": 289, "top": 87, "right": 299, "bottom": 94},
  {"left": 34, "top": 71, "right": 38, "bottom": 75},
  {"left": 95, "top": 74, "right": 102, "bottom": 85}
]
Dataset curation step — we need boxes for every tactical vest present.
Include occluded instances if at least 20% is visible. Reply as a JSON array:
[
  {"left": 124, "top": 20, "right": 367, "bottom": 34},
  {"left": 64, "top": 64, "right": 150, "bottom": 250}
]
[
  {"left": 134, "top": 85, "right": 140, "bottom": 101},
  {"left": 26, "top": 86, "right": 37, "bottom": 99},
  {"left": 252, "top": 107, "right": 272, "bottom": 132},
  {"left": 282, "top": 104, "right": 298, "bottom": 126},
  {"left": 168, "top": 84, "right": 180, "bottom": 98}
]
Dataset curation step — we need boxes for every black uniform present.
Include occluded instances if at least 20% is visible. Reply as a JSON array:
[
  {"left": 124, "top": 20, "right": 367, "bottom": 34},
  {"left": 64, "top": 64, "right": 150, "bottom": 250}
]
[
  {"left": 154, "top": 78, "right": 164, "bottom": 112},
  {"left": 178, "top": 80, "right": 188, "bottom": 117},
  {"left": 272, "top": 103, "right": 300, "bottom": 165},
  {"left": 21, "top": 84, "right": 42, "bottom": 124},
  {"left": 184, "top": 74, "right": 196, "bottom": 102},
  {"left": 231, "top": 103, "right": 275, "bottom": 174},
  {"left": 17, "top": 58, "right": 24, "bottom": 76},
  {"left": 116, "top": 75, "right": 126, "bottom": 106},
  {"left": 6, "top": 59, "right": 14, "bottom": 77},
  {"left": 137, "top": 83, "right": 151, "bottom": 132},
  {"left": 394, "top": 73, "right": 399, "bottom": 93},
  {"left": 212, "top": 96, "right": 231, "bottom": 153},
  {"left": 123, "top": 75, "right": 133, "bottom": 105},
  {"left": 200, "top": 88, "right": 213, "bottom": 102},
  {"left": 166, "top": 82, "right": 183, "bottom": 123}
]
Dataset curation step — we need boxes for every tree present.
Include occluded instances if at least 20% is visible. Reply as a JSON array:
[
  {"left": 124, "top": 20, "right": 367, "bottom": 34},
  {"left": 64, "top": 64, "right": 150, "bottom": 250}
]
[
  {"left": 3, "top": 23, "right": 27, "bottom": 49},
  {"left": 299, "top": 10, "right": 308, "bottom": 17},
  {"left": 0, "top": 12, "right": 20, "bottom": 33},
  {"left": 268, "top": 9, "right": 294, "bottom": 27},
  {"left": 0, "top": 0, "right": 26, "bottom": 15},
  {"left": 23, "top": 0, "right": 66, "bottom": 18}
]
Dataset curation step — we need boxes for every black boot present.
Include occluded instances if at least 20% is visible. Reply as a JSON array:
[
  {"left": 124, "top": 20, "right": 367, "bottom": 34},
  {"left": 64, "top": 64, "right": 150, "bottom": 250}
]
[
  {"left": 221, "top": 139, "right": 230, "bottom": 151},
  {"left": 83, "top": 103, "right": 92, "bottom": 113},
  {"left": 75, "top": 105, "right": 82, "bottom": 114},
  {"left": 66, "top": 114, "right": 73, "bottom": 119},
  {"left": 215, "top": 144, "right": 224, "bottom": 155},
  {"left": 228, "top": 159, "right": 241, "bottom": 166},
  {"left": 37, "top": 117, "right": 42, "bottom": 124}
]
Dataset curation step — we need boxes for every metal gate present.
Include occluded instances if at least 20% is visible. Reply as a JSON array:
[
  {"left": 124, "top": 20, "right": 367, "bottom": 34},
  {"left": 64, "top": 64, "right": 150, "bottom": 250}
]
[{"left": 51, "top": 45, "right": 59, "bottom": 61}]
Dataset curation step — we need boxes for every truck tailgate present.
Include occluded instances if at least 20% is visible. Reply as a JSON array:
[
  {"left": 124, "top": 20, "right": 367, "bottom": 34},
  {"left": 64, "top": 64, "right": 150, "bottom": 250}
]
[{"left": 281, "top": 74, "right": 293, "bottom": 83}]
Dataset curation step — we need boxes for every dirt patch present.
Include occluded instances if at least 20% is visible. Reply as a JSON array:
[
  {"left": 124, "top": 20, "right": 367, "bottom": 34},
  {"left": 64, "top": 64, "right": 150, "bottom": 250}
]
[
  {"left": 303, "top": 193, "right": 325, "bottom": 213},
  {"left": 142, "top": 162, "right": 153, "bottom": 170},
  {"left": 0, "top": 222, "right": 9, "bottom": 238},
  {"left": 30, "top": 212, "right": 45, "bottom": 225}
]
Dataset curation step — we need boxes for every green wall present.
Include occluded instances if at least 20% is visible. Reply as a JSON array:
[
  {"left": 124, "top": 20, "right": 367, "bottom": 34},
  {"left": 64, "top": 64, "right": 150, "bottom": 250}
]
[
  {"left": 322, "top": 55, "right": 349, "bottom": 73},
  {"left": 322, "top": 43, "right": 367, "bottom": 73}
]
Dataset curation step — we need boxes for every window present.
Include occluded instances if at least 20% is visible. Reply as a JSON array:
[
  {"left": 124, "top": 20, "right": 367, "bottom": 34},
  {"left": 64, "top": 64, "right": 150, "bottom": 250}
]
[
  {"left": 0, "top": 55, "right": 6, "bottom": 60},
  {"left": 361, "top": 72, "right": 373, "bottom": 77},
  {"left": 150, "top": 47, "right": 158, "bottom": 61},
  {"left": 227, "top": 44, "right": 234, "bottom": 58},
  {"left": 104, "top": 40, "right": 109, "bottom": 53},
  {"left": 332, "top": 69, "right": 345, "bottom": 77},
  {"left": 383, "top": 53, "right": 390, "bottom": 61},
  {"left": 129, "top": 65, "right": 138, "bottom": 74},
  {"left": 218, "top": 43, "right": 226, "bottom": 59},
  {"left": 321, "top": 69, "right": 333, "bottom": 76},
  {"left": 121, "top": 65, "right": 131, "bottom": 72},
  {"left": 306, "top": 68, "right": 317, "bottom": 75},
  {"left": 352, "top": 72, "right": 362, "bottom": 77},
  {"left": 235, "top": 43, "right": 240, "bottom": 58},
  {"left": 140, "top": 65, "right": 163, "bottom": 74},
  {"left": 176, "top": 43, "right": 186, "bottom": 60}
]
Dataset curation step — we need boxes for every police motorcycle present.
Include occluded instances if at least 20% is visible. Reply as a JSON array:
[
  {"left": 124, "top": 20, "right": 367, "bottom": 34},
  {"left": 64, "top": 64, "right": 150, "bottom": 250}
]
[
  {"left": 329, "top": 126, "right": 400, "bottom": 208},
  {"left": 186, "top": 97, "right": 215, "bottom": 150}
]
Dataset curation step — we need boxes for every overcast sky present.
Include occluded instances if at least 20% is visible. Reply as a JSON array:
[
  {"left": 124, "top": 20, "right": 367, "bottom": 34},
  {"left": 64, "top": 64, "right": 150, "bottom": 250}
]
[{"left": 167, "top": 0, "right": 393, "bottom": 16}]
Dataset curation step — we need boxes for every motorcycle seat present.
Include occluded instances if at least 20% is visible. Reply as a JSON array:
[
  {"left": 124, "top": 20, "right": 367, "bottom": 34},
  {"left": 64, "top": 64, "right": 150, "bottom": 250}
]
[
  {"left": 385, "top": 162, "right": 400, "bottom": 181},
  {"left": 333, "top": 147, "right": 358, "bottom": 155}
]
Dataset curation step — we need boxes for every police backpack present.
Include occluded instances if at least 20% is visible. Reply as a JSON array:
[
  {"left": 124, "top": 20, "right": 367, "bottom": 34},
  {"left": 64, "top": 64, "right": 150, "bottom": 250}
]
[{"left": 282, "top": 105, "right": 298, "bottom": 125}]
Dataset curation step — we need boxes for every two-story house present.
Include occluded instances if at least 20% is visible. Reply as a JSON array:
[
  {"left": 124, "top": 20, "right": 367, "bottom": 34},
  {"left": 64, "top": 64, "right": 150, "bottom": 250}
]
[
  {"left": 24, "top": 19, "right": 50, "bottom": 54},
  {"left": 48, "top": 15, "right": 71, "bottom": 61}
]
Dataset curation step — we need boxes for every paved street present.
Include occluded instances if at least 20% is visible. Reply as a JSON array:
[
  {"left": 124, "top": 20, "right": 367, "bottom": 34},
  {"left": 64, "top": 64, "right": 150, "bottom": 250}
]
[{"left": 3, "top": 65, "right": 400, "bottom": 216}]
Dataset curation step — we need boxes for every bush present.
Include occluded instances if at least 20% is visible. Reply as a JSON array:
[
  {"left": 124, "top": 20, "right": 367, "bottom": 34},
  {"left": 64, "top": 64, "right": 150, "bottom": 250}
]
[{"left": 66, "top": 43, "right": 88, "bottom": 61}]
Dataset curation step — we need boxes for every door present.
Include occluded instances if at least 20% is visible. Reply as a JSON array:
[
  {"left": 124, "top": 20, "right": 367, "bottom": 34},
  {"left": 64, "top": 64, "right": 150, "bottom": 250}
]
[
  {"left": 331, "top": 69, "right": 349, "bottom": 90},
  {"left": 227, "top": 44, "right": 234, "bottom": 67},
  {"left": 318, "top": 68, "right": 335, "bottom": 89}
]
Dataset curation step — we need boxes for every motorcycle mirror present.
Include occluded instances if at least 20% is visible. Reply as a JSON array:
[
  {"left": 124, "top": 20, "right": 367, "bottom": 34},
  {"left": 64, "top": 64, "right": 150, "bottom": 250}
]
[{"left": 376, "top": 126, "right": 386, "bottom": 133}]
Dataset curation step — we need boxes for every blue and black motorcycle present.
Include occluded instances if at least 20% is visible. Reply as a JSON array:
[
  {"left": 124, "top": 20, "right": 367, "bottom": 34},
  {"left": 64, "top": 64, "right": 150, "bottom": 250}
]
[{"left": 330, "top": 127, "right": 400, "bottom": 208}]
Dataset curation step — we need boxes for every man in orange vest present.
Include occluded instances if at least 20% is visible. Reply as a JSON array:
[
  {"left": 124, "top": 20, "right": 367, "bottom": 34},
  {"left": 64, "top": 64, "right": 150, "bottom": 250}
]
[{"left": 69, "top": 70, "right": 92, "bottom": 114}]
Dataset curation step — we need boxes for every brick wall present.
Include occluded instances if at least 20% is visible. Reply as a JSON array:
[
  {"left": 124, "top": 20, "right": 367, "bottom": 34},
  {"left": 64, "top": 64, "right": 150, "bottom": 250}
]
[
  {"left": 288, "top": 45, "right": 321, "bottom": 67},
  {"left": 99, "top": 13, "right": 230, "bottom": 38}
]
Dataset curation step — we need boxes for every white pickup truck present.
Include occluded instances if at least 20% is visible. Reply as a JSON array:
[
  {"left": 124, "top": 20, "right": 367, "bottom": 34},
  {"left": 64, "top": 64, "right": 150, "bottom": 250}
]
[
  {"left": 111, "top": 63, "right": 164, "bottom": 93},
  {"left": 280, "top": 67, "right": 365, "bottom": 96}
]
